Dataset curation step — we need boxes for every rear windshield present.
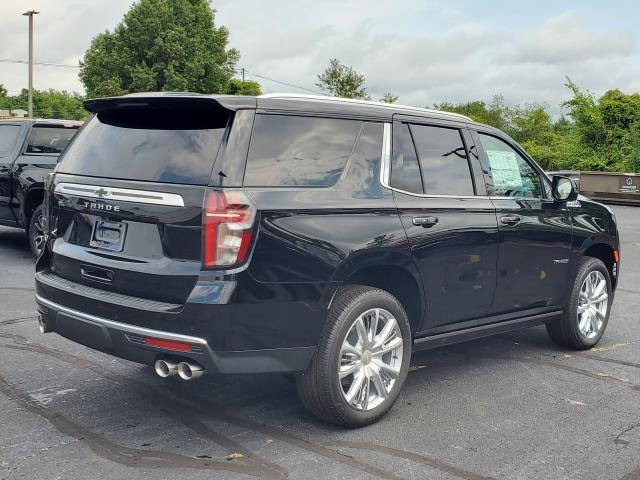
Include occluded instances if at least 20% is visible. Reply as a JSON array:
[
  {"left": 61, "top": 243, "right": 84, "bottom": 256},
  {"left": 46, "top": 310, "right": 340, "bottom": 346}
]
[
  {"left": 58, "top": 108, "right": 229, "bottom": 185},
  {"left": 27, "top": 126, "right": 78, "bottom": 154},
  {"left": 0, "top": 124, "right": 22, "bottom": 157}
]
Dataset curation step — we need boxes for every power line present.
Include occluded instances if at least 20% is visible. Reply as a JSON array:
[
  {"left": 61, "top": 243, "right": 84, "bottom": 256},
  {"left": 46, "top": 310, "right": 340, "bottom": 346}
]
[
  {"left": 238, "top": 68, "right": 325, "bottom": 95},
  {"left": 0, "top": 58, "right": 79, "bottom": 68}
]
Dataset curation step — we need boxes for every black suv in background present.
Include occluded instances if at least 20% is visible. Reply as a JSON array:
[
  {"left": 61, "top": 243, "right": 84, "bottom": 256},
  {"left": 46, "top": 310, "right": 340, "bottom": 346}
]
[
  {"left": 0, "top": 118, "right": 81, "bottom": 254},
  {"left": 35, "top": 93, "right": 619, "bottom": 427}
]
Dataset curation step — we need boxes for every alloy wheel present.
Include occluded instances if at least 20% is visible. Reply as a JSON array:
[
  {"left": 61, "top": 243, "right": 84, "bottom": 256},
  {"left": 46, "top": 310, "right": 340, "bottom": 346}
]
[
  {"left": 577, "top": 270, "right": 608, "bottom": 339},
  {"left": 32, "top": 214, "right": 46, "bottom": 254},
  {"left": 338, "top": 308, "right": 403, "bottom": 411}
]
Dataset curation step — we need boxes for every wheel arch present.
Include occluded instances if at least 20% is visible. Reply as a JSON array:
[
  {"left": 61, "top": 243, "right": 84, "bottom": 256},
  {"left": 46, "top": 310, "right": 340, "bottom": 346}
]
[
  {"left": 329, "top": 252, "right": 425, "bottom": 335},
  {"left": 21, "top": 185, "right": 45, "bottom": 228},
  {"left": 579, "top": 239, "right": 618, "bottom": 290}
]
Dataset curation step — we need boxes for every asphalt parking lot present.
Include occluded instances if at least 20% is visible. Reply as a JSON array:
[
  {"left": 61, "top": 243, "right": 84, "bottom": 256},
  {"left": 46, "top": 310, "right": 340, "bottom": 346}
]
[{"left": 0, "top": 205, "right": 639, "bottom": 480}]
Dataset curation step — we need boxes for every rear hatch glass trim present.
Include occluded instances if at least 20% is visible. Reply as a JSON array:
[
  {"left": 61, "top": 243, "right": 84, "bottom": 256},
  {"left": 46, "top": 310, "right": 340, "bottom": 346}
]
[{"left": 54, "top": 182, "right": 185, "bottom": 206}]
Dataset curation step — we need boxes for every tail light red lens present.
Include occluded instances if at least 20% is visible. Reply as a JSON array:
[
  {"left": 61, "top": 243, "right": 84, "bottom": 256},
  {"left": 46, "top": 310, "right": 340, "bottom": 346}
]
[{"left": 203, "top": 190, "right": 256, "bottom": 268}]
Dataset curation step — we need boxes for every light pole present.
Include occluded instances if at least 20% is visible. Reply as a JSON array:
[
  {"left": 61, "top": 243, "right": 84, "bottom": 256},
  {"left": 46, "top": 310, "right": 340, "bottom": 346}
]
[{"left": 22, "top": 10, "right": 39, "bottom": 118}]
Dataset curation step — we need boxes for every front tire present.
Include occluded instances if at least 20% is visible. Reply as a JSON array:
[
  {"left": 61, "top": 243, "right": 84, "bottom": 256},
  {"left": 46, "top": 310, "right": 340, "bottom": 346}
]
[
  {"left": 28, "top": 204, "right": 46, "bottom": 257},
  {"left": 296, "top": 285, "right": 411, "bottom": 427},
  {"left": 546, "top": 257, "right": 612, "bottom": 350}
]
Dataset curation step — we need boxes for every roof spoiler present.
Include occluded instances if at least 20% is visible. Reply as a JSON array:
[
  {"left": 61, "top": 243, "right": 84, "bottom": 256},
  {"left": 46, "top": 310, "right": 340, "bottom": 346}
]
[{"left": 84, "top": 93, "right": 257, "bottom": 114}]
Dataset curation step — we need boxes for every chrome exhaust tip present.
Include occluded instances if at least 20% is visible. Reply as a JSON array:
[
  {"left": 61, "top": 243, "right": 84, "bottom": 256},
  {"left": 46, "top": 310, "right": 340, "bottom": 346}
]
[
  {"left": 177, "top": 361, "right": 205, "bottom": 380},
  {"left": 154, "top": 359, "right": 178, "bottom": 378},
  {"left": 37, "top": 315, "right": 50, "bottom": 334}
]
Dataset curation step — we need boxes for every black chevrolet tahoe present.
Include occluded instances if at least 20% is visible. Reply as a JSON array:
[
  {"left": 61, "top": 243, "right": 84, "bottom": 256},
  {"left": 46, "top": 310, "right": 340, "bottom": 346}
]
[
  {"left": 35, "top": 93, "right": 619, "bottom": 427},
  {"left": 0, "top": 118, "right": 81, "bottom": 254}
]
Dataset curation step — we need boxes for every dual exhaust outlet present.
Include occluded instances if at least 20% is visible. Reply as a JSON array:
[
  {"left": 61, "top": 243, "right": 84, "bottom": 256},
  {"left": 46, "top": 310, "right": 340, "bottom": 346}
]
[{"left": 155, "top": 359, "right": 205, "bottom": 381}]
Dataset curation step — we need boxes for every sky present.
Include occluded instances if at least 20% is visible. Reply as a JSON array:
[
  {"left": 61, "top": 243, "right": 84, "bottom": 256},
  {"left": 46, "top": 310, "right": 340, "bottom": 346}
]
[{"left": 1, "top": 0, "right": 639, "bottom": 115}]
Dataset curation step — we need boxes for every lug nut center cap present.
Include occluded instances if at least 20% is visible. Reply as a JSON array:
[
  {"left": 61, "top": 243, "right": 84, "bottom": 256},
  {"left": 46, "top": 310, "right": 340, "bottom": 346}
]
[{"left": 363, "top": 351, "right": 371, "bottom": 365}]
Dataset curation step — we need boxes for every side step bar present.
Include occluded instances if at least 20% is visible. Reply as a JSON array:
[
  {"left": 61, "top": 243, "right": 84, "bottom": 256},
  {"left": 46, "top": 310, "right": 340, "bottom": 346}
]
[{"left": 413, "top": 310, "right": 562, "bottom": 352}]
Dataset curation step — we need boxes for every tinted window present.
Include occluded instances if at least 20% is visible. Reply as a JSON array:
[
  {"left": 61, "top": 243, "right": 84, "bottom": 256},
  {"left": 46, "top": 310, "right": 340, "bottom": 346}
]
[
  {"left": 0, "top": 124, "right": 22, "bottom": 157},
  {"left": 58, "top": 109, "right": 228, "bottom": 185},
  {"left": 478, "top": 133, "right": 543, "bottom": 198},
  {"left": 26, "top": 126, "right": 78, "bottom": 154},
  {"left": 244, "top": 115, "right": 361, "bottom": 187},
  {"left": 410, "top": 124, "right": 474, "bottom": 196},
  {"left": 390, "top": 123, "right": 423, "bottom": 194}
]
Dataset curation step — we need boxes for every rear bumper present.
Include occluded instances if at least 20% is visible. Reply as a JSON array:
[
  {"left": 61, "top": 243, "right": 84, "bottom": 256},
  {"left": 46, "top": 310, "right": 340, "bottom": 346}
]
[{"left": 35, "top": 294, "right": 317, "bottom": 375}]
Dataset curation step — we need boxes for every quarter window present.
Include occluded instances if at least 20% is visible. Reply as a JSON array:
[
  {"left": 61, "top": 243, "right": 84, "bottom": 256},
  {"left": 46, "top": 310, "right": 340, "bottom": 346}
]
[
  {"left": 410, "top": 124, "right": 474, "bottom": 196},
  {"left": 0, "top": 124, "right": 22, "bottom": 157},
  {"left": 478, "top": 133, "right": 543, "bottom": 198},
  {"left": 244, "top": 115, "right": 362, "bottom": 187}
]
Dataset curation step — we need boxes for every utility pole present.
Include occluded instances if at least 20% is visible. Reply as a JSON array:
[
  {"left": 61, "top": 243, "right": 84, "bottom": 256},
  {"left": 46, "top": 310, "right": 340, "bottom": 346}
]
[
  {"left": 241, "top": 67, "right": 245, "bottom": 82},
  {"left": 22, "top": 10, "right": 39, "bottom": 118}
]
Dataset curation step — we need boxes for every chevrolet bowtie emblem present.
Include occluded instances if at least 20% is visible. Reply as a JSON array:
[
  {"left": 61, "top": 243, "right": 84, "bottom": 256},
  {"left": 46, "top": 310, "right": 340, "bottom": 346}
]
[{"left": 95, "top": 188, "right": 110, "bottom": 198}]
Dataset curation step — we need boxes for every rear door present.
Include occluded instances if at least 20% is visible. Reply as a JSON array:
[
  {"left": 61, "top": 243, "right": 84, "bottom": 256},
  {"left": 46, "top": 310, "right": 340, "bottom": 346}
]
[
  {"left": 48, "top": 99, "right": 231, "bottom": 305},
  {"left": 472, "top": 129, "right": 573, "bottom": 313},
  {"left": 389, "top": 117, "right": 499, "bottom": 332}
]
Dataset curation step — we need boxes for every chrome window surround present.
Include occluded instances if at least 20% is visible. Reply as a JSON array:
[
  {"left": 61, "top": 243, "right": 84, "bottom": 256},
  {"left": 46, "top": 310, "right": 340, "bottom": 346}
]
[
  {"left": 379, "top": 122, "right": 484, "bottom": 200},
  {"left": 380, "top": 122, "right": 555, "bottom": 202},
  {"left": 36, "top": 295, "right": 208, "bottom": 345},
  {"left": 54, "top": 182, "right": 185, "bottom": 207},
  {"left": 259, "top": 93, "right": 472, "bottom": 121}
]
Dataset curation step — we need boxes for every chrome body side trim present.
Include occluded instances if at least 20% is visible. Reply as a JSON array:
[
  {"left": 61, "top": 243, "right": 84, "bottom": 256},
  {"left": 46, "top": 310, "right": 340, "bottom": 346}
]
[
  {"left": 35, "top": 295, "right": 208, "bottom": 345},
  {"left": 54, "top": 182, "right": 185, "bottom": 207}
]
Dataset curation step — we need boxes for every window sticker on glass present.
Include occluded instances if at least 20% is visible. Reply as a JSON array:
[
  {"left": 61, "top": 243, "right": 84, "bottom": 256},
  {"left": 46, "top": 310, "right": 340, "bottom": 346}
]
[{"left": 486, "top": 149, "right": 522, "bottom": 188}]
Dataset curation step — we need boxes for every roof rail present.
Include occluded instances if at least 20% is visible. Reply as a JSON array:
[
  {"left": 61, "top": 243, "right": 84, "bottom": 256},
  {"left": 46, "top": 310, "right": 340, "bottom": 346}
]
[{"left": 258, "top": 93, "right": 472, "bottom": 121}]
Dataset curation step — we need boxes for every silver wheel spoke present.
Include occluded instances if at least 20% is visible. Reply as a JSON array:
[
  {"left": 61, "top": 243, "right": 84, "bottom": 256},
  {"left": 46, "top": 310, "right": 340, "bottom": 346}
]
[
  {"left": 593, "top": 292, "right": 608, "bottom": 304},
  {"left": 372, "top": 358, "right": 400, "bottom": 378},
  {"left": 377, "top": 336, "right": 403, "bottom": 355},
  {"left": 373, "top": 318, "right": 396, "bottom": 349},
  {"left": 339, "top": 360, "right": 361, "bottom": 379},
  {"left": 577, "top": 303, "right": 587, "bottom": 315},
  {"left": 370, "top": 368, "right": 388, "bottom": 399},
  {"left": 368, "top": 309, "right": 380, "bottom": 343},
  {"left": 345, "top": 371, "right": 366, "bottom": 404},
  {"left": 578, "top": 313, "right": 590, "bottom": 333},
  {"left": 354, "top": 317, "right": 368, "bottom": 347},
  {"left": 341, "top": 342, "right": 361, "bottom": 358}
]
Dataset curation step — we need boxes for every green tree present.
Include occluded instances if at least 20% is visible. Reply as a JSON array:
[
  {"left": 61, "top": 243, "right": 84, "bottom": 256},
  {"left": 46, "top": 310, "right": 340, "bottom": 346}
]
[
  {"left": 226, "top": 79, "right": 262, "bottom": 96},
  {"left": 79, "top": 0, "right": 239, "bottom": 97},
  {"left": 316, "top": 58, "right": 370, "bottom": 99},
  {"left": 0, "top": 89, "right": 86, "bottom": 120},
  {"left": 379, "top": 92, "right": 398, "bottom": 104},
  {"left": 0, "top": 84, "right": 7, "bottom": 99}
]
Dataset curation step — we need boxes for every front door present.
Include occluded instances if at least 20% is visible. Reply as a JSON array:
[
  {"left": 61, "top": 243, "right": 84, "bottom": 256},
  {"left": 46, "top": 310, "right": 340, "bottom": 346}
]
[
  {"left": 389, "top": 119, "right": 499, "bottom": 331},
  {"left": 473, "top": 130, "right": 573, "bottom": 313}
]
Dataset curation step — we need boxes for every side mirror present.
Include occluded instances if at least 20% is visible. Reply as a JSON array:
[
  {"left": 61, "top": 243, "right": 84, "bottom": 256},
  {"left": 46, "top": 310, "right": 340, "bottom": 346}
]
[{"left": 552, "top": 175, "right": 577, "bottom": 202}]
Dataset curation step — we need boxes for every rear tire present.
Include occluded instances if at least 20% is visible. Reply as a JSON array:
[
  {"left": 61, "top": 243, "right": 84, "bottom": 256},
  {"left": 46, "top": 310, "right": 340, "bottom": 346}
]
[
  {"left": 28, "top": 204, "right": 46, "bottom": 257},
  {"left": 546, "top": 257, "right": 612, "bottom": 350},
  {"left": 296, "top": 285, "right": 411, "bottom": 427}
]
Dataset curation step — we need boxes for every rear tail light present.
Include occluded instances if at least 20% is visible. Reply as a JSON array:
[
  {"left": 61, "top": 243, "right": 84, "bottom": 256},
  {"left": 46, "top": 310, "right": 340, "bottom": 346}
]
[{"left": 203, "top": 190, "right": 256, "bottom": 268}]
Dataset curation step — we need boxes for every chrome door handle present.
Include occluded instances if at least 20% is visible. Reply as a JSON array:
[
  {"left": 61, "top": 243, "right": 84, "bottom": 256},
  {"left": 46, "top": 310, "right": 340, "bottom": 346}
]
[
  {"left": 500, "top": 214, "right": 521, "bottom": 225},
  {"left": 412, "top": 216, "right": 438, "bottom": 227}
]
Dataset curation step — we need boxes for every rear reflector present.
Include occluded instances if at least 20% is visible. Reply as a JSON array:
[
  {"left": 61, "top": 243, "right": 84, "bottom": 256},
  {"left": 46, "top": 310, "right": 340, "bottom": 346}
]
[
  {"left": 203, "top": 190, "right": 256, "bottom": 268},
  {"left": 144, "top": 338, "right": 192, "bottom": 352}
]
